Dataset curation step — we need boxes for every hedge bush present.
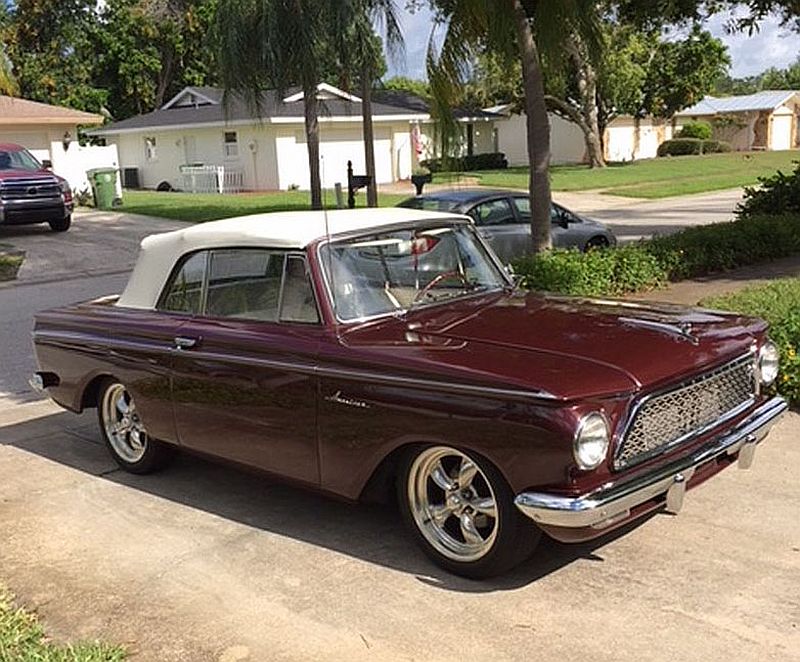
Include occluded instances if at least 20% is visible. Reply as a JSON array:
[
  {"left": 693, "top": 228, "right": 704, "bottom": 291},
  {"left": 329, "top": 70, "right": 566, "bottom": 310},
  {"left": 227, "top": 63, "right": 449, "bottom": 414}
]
[
  {"left": 678, "top": 121, "right": 712, "bottom": 140},
  {"left": 421, "top": 152, "right": 508, "bottom": 173},
  {"left": 657, "top": 138, "right": 732, "bottom": 157},
  {"left": 737, "top": 160, "right": 800, "bottom": 218},
  {"left": 704, "top": 278, "right": 800, "bottom": 405},
  {"left": 513, "top": 214, "right": 800, "bottom": 297},
  {"left": 0, "top": 252, "right": 23, "bottom": 281}
]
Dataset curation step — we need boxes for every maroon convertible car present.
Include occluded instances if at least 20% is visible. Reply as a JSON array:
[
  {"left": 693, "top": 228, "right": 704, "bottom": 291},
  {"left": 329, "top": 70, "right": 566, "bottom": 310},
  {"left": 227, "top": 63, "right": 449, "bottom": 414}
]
[{"left": 31, "top": 208, "right": 786, "bottom": 578}]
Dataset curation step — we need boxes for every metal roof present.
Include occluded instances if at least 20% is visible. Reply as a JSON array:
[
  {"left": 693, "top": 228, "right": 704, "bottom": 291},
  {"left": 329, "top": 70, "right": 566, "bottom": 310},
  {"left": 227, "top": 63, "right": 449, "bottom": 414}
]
[{"left": 677, "top": 90, "right": 799, "bottom": 116}]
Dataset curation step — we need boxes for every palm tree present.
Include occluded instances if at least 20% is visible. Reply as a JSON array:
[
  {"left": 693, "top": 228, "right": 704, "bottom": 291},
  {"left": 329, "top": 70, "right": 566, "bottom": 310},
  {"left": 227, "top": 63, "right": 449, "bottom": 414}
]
[
  {"left": 217, "top": 0, "right": 335, "bottom": 209},
  {"left": 329, "top": 0, "right": 403, "bottom": 207},
  {"left": 427, "top": 0, "right": 600, "bottom": 252}
]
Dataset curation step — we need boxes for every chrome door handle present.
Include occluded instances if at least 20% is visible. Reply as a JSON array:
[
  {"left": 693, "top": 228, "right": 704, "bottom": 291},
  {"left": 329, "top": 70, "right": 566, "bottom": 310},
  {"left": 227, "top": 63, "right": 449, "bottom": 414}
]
[{"left": 174, "top": 336, "right": 199, "bottom": 350}]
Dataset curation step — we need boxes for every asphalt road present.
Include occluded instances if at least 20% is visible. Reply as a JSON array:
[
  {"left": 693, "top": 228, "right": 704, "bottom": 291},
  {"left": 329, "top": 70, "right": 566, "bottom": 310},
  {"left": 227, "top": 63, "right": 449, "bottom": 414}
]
[{"left": 0, "top": 273, "right": 129, "bottom": 400}]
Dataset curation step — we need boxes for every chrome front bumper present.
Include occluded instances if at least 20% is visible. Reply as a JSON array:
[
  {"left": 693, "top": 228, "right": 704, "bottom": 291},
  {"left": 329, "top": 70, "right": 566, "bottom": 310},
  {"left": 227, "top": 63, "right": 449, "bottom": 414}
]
[{"left": 515, "top": 396, "right": 788, "bottom": 530}]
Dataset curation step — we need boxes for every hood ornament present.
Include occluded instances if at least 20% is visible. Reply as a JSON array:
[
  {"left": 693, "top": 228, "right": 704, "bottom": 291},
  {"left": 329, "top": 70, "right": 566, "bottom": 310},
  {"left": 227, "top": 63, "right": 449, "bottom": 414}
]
[{"left": 619, "top": 317, "right": 699, "bottom": 345}]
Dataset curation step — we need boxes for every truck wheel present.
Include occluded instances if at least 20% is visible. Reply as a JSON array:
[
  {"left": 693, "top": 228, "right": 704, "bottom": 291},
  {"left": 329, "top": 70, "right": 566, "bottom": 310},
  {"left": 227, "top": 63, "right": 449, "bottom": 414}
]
[
  {"left": 48, "top": 215, "right": 71, "bottom": 232},
  {"left": 397, "top": 445, "right": 540, "bottom": 579},
  {"left": 97, "top": 378, "right": 173, "bottom": 474}
]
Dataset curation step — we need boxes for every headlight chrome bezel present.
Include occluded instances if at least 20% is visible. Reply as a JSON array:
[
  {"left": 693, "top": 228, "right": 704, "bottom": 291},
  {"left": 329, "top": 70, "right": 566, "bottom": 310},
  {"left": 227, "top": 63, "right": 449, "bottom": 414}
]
[
  {"left": 573, "top": 412, "right": 611, "bottom": 470},
  {"left": 758, "top": 341, "right": 780, "bottom": 386}
]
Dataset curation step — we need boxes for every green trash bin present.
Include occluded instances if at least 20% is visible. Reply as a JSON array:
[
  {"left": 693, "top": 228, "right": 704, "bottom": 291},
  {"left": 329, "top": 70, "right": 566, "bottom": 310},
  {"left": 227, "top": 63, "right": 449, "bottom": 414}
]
[{"left": 87, "top": 168, "right": 119, "bottom": 209}]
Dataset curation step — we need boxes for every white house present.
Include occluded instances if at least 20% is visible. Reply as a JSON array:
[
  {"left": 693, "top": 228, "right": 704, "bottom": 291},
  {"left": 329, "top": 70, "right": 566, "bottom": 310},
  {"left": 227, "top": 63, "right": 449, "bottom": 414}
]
[
  {"left": 677, "top": 90, "right": 800, "bottom": 151},
  {"left": 0, "top": 95, "right": 117, "bottom": 193},
  {"left": 487, "top": 103, "right": 680, "bottom": 165},
  {"left": 90, "top": 84, "right": 503, "bottom": 192}
]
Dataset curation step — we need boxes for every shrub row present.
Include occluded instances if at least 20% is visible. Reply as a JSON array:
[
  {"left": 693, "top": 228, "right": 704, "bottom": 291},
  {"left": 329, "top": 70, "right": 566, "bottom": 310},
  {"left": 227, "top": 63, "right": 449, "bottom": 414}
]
[
  {"left": 704, "top": 278, "right": 800, "bottom": 405},
  {"left": 420, "top": 152, "right": 508, "bottom": 173},
  {"left": 657, "top": 138, "right": 732, "bottom": 157},
  {"left": 737, "top": 160, "right": 800, "bottom": 218},
  {"left": 513, "top": 214, "right": 800, "bottom": 297}
]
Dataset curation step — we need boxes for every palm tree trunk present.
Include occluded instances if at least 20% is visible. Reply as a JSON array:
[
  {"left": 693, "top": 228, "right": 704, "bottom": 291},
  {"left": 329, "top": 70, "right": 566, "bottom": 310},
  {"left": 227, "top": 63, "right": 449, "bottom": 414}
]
[
  {"left": 304, "top": 85, "right": 323, "bottom": 210},
  {"left": 566, "top": 33, "right": 605, "bottom": 168},
  {"left": 361, "top": 63, "right": 378, "bottom": 207},
  {"left": 512, "top": 0, "right": 551, "bottom": 252}
]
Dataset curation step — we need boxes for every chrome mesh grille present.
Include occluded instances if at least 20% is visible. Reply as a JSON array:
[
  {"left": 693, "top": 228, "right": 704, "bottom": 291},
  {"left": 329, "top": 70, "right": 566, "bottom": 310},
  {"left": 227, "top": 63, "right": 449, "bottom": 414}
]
[{"left": 615, "top": 355, "right": 756, "bottom": 469}]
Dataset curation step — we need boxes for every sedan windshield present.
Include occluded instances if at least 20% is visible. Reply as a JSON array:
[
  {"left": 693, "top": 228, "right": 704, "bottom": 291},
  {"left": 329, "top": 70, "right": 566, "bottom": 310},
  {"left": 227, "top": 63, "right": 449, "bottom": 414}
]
[
  {"left": 0, "top": 148, "right": 42, "bottom": 171},
  {"left": 320, "top": 223, "right": 508, "bottom": 321}
]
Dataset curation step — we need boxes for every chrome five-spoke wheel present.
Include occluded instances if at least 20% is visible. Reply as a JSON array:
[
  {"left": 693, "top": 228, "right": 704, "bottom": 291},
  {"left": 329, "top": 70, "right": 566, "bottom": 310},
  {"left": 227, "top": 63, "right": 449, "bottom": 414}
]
[
  {"left": 97, "top": 378, "right": 173, "bottom": 474},
  {"left": 399, "top": 445, "right": 540, "bottom": 578},
  {"left": 408, "top": 446, "right": 498, "bottom": 562},
  {"left": 101, "top": 383, "right": 148, "bottom": 463}
]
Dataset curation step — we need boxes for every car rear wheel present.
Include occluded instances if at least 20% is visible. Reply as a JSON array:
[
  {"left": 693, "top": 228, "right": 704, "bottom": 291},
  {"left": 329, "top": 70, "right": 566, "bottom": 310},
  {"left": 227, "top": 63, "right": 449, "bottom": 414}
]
[
  {"left": 97, "top": 379, "right": 173, "bottom": 474},
  {"left": 48, "top": 215, "right": 71, "bottom": 232},
  {"left": 397, "top": 445, "right": 540, "bottom": 578},
  {"left": 584, "top": 235, "right": 609, "bottom": 251}
]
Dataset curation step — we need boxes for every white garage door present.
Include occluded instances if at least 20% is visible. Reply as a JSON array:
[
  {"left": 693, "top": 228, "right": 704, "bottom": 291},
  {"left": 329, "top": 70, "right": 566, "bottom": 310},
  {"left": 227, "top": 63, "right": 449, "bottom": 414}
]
[
  {"left": 278, "top": 126, "right": 393, "bottom": 190},
  {"left": 771, "top": 115, "right": 793, "bottom": 151},
  {"left": 0, "top": 131, "right": 51, "bottom": 163}
]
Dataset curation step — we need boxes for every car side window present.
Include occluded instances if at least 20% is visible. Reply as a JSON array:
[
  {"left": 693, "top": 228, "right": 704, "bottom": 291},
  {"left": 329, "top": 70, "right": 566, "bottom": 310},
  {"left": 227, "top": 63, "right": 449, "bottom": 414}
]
[
  {"left": 206, "top": 249, "right": 285, "bottom": 321},
  {"left": 468, "top": 199, "right": 515, "bottom": 226},
  {"left": 159, "top": 251, "right": 208, "bottom": 314},
  {"left": 280, "top": 255, "right": 320, "bottom": 324}
]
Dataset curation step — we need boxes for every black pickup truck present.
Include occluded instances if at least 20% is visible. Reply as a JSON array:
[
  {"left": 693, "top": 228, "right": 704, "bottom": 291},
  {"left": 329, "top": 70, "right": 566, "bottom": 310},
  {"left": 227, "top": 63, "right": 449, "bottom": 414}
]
[{"left": 0, "top": 143, "right": 73, "bottom": 232}]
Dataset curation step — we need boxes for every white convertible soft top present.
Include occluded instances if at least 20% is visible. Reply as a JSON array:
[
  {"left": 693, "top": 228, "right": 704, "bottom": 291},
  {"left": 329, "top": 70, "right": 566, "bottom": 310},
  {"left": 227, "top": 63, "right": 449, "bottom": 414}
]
[{"left": 117, "top": 207, "right": 468, "bottom": 309}]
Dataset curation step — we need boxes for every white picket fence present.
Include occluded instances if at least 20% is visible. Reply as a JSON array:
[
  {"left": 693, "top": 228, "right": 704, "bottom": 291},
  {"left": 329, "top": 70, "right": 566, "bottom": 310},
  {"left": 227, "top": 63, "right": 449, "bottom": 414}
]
[{"left": 180, "top": 165, "right": 244, "bottom": 194}]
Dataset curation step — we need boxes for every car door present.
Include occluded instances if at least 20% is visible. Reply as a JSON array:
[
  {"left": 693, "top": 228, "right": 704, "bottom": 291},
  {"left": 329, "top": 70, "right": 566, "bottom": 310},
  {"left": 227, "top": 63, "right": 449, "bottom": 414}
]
[
  {"left": 465, "top": 197, "right": 521, "bottom": 263},
  {"left": 165, "top": 247, "right": 323, "bottom": 484},
  {"left": 512, "top": 197, "right": 579, "bottom": 250}
]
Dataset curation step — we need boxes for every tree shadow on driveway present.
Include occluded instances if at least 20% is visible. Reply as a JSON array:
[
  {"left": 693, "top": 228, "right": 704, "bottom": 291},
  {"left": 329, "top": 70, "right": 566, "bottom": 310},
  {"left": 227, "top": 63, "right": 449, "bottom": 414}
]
[{"left": 1, "top": 409, "right": 656, "bottom": 594}]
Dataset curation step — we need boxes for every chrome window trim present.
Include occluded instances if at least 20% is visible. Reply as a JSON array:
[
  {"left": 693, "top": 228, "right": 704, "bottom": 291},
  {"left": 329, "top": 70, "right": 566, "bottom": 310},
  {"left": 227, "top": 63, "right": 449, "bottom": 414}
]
[
  {"left": 613, "top": 351, "right": 758, "bottom": 470},
  {"left": 315, "top": 218, "right": 513, "bottom": 325}
]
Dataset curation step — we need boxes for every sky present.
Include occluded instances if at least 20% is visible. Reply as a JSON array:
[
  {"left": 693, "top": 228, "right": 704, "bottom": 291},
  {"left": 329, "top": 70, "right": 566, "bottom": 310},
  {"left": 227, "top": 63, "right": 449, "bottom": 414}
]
[{"left": 385, "top": 6, "right": 800, "bottom": 81}]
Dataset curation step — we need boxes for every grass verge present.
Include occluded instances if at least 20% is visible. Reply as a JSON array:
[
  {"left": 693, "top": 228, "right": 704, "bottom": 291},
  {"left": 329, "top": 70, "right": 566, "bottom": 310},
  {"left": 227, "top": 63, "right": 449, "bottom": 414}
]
[
  {"left": 0, "top": 586, "right": 125, "bottom": 661},
  {"left": 434, "top": 150, "right": 800, "bottom": 198},
  {"left": 703, "top": 278, "right": 800, "bottom": 405},
  {"left": 117, "top": 189, "right": 409, "bottom": 222}
]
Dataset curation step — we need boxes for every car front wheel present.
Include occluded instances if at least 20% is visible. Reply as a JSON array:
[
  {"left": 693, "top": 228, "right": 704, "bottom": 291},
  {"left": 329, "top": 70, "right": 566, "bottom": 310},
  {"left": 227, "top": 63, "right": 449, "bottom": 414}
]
[
  {"left": 48, "top": 215, "right": 71, "bottom": 232},
  {"left": 397, "top": 445, "right": 540, "bottom": 578},
  {"left": 97, "top": 379, "right": 173, "bottom": 474}
]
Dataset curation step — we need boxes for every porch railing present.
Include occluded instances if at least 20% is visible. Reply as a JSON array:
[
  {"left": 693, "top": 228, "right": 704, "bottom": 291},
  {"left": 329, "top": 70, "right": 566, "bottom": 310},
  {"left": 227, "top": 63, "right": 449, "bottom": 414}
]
[{"left": 179, "top": 165, "right": 244, "bottom": 194}]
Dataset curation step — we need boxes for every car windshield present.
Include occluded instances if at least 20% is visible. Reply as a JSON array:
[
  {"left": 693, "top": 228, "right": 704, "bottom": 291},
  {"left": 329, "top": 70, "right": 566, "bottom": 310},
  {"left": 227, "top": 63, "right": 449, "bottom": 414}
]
[
  {"left": 0, "top": 148, "right": 42, "bottom": 171},
  {"left": 320, "top": 223, "right": 508, "bottom": 321}
]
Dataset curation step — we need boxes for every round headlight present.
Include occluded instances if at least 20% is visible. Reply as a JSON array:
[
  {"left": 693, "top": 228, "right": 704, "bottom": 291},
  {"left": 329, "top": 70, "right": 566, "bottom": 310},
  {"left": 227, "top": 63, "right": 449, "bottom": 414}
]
[
  {"left": 759, "top": 341, "right": 780, "bottom": 386},
  {"left": 574, "top": 412, "right": 610, "bottom": 470}
]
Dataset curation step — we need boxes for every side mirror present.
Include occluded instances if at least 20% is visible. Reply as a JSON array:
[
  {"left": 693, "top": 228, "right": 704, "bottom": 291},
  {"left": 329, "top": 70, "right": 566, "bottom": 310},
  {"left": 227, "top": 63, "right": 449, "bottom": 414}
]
[{"left": 42, "top": 159, "right": 53, "bottom": 169}]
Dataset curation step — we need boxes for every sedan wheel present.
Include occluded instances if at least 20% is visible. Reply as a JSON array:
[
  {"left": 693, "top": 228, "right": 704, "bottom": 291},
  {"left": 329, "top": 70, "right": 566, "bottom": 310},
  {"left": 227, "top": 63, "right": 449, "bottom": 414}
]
[
  {"left": 97, "top": 379, "right": 172, "bottom": 474},
  {"left": 398, "top": 445, "right": 540, "bottom": 578}
]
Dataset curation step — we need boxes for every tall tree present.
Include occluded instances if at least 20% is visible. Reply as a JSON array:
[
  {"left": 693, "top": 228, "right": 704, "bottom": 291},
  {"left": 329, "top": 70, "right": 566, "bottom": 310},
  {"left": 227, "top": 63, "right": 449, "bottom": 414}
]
[
  {"left": 95, "top": 0, "right": 219, "bottom": 119},
  {"left": 2, "top": 0, "right": 106, "bottom": 111},
  {"left": 425, "top": 0, "right": 601, "bottom": 253},
  {"left": 217, "top": 0, "right": 343, "bottom": 209}
]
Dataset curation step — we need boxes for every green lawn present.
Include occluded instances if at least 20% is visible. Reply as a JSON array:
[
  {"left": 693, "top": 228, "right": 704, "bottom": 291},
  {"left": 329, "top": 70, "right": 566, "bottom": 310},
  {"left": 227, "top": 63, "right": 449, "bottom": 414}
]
[
  {"left": 435, "top": 150, "right": 800, "bottom": 199},
  {"left": 117, "top": 189, "right": 409, "bottom": 223},
  {"left": 0, "top": 586, "right": 125, "bottom": 661}
]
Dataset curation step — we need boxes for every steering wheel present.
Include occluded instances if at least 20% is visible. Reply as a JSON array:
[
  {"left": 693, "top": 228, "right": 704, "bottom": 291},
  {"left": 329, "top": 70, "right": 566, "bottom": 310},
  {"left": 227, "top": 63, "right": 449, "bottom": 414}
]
[{"left": 412, "top": 271, "right": 470, "bottom": 305}]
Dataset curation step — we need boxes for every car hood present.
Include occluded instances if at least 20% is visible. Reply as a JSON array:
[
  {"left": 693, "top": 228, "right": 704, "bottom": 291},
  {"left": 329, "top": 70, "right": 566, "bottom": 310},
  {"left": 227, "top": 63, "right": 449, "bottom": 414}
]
[
  {"left": 340, "top": 292, "right": 766, "bottom": 402},
  {"left": 0, "top": 169, "right": 59, "bottom": 181}
]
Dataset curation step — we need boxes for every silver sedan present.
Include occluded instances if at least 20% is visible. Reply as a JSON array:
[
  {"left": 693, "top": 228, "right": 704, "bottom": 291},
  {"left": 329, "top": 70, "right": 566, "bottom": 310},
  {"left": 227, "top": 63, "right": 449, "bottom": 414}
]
[{"left": 398, "top": 188, "right": 617, "bottom": 263}]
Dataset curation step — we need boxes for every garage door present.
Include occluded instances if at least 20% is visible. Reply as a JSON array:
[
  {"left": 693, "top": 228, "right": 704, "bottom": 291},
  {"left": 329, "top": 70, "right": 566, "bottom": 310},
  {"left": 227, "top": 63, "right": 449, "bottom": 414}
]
[
  {"left": 0, "top": 131, "right": 51, "bottom": 162},
  {"left": 278, "top": 126, "right": 393, "bottom": 190},
  {"left": 771, "top": 115, "right": 793, "bottom": 151}
]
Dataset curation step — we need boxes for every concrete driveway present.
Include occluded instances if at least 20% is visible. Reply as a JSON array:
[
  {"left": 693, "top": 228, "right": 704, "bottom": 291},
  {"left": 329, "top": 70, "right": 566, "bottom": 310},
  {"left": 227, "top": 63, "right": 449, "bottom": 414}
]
[{"left": 0, "top": 398, "right": 798, "bottom": 662}]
